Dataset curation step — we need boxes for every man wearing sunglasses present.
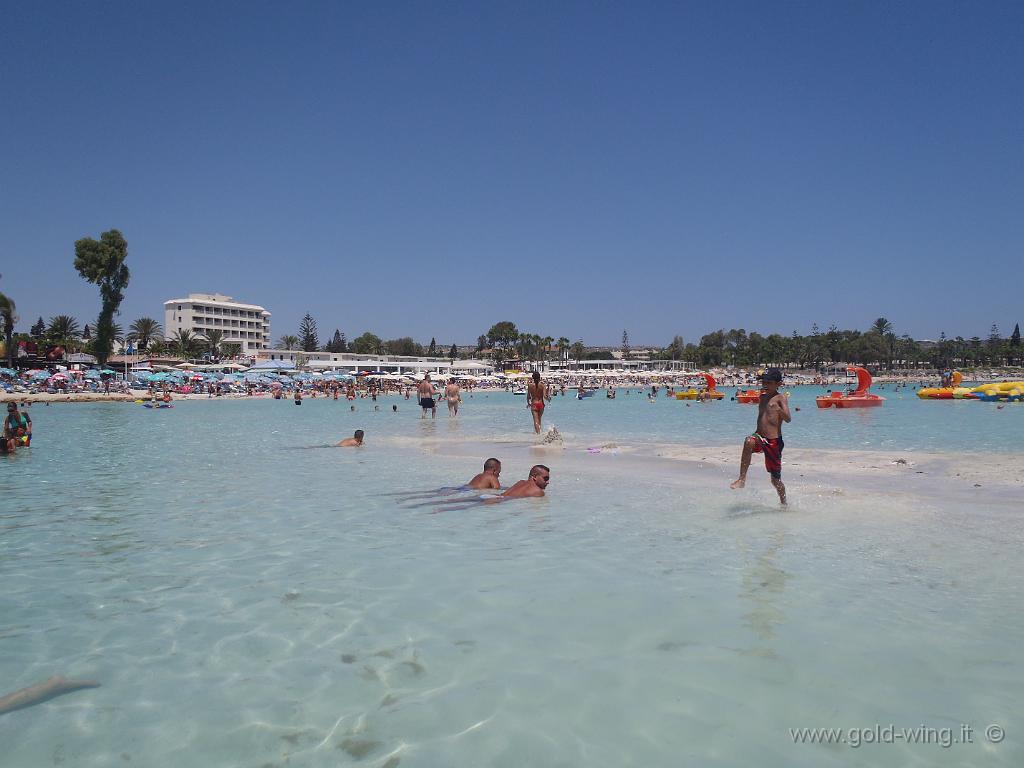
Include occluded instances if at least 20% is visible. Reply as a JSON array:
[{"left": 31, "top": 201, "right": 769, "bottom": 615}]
[{"left": 501, "top": 465, "right": 551, "bottom": 498}]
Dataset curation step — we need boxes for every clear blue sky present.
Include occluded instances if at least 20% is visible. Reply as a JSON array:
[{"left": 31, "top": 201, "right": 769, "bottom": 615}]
[{"left": 2, "top": 1, "right": 1021, "bottom": 347}]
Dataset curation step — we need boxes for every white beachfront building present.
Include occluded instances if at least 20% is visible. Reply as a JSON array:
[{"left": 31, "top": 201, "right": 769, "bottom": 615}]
[
  {"left": 257, "top": 349, "right": 494, "bottom": 377},
  {"left": 163, "top": 293, "right": 271, "bottom": 355}
]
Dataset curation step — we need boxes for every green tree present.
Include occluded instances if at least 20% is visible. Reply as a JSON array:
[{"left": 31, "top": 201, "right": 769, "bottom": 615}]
[
  {"left": 324, "top": 329, "right": 346, "bottom": 353},
  {"left": 557, "top": 336, "right": 570, "bottom": 364},
  {"left": 299, "top": 314, "right": 319, "bottom": 352},
  {"left": 30, "top": 316, "right": 45, "bottom": 339},
  {"left": 0, "top": 289, "right": 15, "bottom": 368},
  {"left": 47, "top": 315, "right": 81, "bottom": 347},
  {"left": 665, "top": 335, "right": 685, "bottom": 361},
  {"left": 541, "top": 336, "right": 554, "bottom": 367},
  {"left": 169, "top": 329, "right": 201, "bottom": 359},
  {"left": 487, "top": 321, "right": 519, "bottom": 366},
  {"left": 621, "top": 329, "right": 630, "bottom": 360},
  {"left": 449, "top": 343, "right": 458, "bottom": 362},
  {"left": 570, "top": 340, "right": 585, "bottom": 369},
  {"left": 128, "top": 317, "right": 163, "bottom": 351},
  {"left": 697, "top": 330, "right": 725, "bottom": 366},
  {"left": 278, "top": 334, "right": 299, "bottom": 350},
  {"left": 428, "top": 337, "right": 437, "bottom": 356},
  {"left": 384, "top": 337, "right": 420, "bottom": 356},
  {"left": 870, "top": 317, "right": 893, "bottom": 337},
  {"left": 74, "top": 229, "right": 130, "bottom": 365},
  {"left": 352, "top": 332, "right": 383, "bottom": 355},
  {"left": 982, "top": 324, "right": 999, "bottom": 365},
  {"left": 203, "top": 328, "right": 225, "bottom": 358}
]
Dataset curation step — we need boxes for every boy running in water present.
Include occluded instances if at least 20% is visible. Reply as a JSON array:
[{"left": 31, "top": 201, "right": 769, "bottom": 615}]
[{"left": 730, "top": 368, "right": 791, "bottom": 504}]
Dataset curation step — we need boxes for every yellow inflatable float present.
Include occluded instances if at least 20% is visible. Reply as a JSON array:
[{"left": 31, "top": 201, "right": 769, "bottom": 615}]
[
  {"left": 917, "top": 372, "right": 976, "bottom": 399},
  {"left": 972, "top": 381, "right": 1024, "bottom": 402},
  {"left": 675, "top": 373, "right": 725, "bottom": 400}
]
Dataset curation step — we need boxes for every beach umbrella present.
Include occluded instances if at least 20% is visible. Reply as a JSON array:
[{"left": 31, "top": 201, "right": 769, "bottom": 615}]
[
  {"left": 0, "top": 367, "right": 16, "bottom": 377},
  {"left": 31, "top": 370, "right": 52, "bottom": 381}
]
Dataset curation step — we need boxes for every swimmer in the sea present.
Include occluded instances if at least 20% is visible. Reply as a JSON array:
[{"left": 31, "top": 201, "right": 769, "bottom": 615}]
[
  {"left": 432, "top": 465, "right": 550, "bottom": 512},
  {"left": 393, "top": 459, "right": 503, "bottom": 505},
  {"left": 336, "top": 429, "right": 364, "bottom": 447}
]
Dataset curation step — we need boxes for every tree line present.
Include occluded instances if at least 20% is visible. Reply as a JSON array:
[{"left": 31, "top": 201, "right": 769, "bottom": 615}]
[
  {"left": 268, "top": 315, "right": 1023, "bottom": 370},
  {"left": 6, "top": 313, "right": 242, "bottom": 362},
  {"left": 476, "top": 319, "right": 1022, "bottom": 370},
  {"left": 678, "top": 319, "right": 1021, "bottom": 369},
  {"left": 276, "top": 314, "right": 459, "bottom": 360}
]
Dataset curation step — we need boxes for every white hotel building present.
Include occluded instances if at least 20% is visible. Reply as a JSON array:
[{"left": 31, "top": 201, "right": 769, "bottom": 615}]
[{"left": 163, "top": 293, "right": 271, "bottom": 355}]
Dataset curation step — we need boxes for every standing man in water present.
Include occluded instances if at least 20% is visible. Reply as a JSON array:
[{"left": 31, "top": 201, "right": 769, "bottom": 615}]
[
  {"left": 417, "top": 373, "right": 437, "bottom": 419},
  {"left": 445, "top": 379, "right": 462, "bottom": 416},
  {"left": 730, "top": 368, "right": 791, "bottom": 504},
  {"left": 526, "top": 371, "right": 550, "bottom": 434}
]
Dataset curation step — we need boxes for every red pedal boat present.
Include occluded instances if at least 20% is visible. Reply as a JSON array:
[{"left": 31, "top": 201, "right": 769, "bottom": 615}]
[
  {"left": 816, "top": 367, "right": 885, "bottom": 408},
  {"left": 736, "top": 389, "right": 761, "bottom": 404}
]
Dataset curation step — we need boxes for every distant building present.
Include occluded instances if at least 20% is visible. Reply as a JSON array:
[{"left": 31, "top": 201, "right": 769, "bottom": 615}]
[
  {"left": 256, "top": 349, "right": 493, "bottom": 376},
  {"left": 163, "top": 293, "right": 271, "bottom": 355}
]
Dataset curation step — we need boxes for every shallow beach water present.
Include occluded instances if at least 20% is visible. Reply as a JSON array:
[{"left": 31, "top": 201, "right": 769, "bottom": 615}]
[{"left": 2, "top": 393, "right": 1022, "bottom": 766}]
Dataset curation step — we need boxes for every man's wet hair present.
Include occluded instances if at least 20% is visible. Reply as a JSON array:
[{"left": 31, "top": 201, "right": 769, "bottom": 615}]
[
  {"left": 484, "top": 458, "right": 501, "bottom": 471},
  {"left": 529, "top": 464, "right": 550, "bottom": 477},
  {"left": 354, "top": 430, "right": 364, "bottom": 439},
  {"left": 532, "top": 371, "right": 541, "bottom": 383}
]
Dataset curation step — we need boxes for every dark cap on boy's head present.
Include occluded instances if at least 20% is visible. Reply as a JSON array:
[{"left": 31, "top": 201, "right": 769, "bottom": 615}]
[{"left": 761, "top": 368, "right": 783, "bottom": 382}]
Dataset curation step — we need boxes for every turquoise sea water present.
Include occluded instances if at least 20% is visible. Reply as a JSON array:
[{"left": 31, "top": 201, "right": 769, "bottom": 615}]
[{"left": 2, "top": 393, "right": 1022, "bottom": 766}]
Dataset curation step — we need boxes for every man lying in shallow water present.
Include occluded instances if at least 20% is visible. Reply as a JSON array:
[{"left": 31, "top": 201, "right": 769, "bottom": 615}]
[
  {"left": 336, "top": 430, "right": 364, "bottom": 447},
  {"left": 394, "top": 459, "right": 503, "bottom": 506},
  {"left": 430, "top": 464, "right": 551, "bottom": 512}
]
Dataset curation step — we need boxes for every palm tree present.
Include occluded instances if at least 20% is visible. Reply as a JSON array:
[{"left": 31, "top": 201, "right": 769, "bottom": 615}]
[
  {"left": 541, "top": 336, "right": 554, "bottom": 369},
  {"left": 203, "top": 328, "right": 225, "bottom": 359},
  {"left": 278, "top": 334, "right": 299, "bottom": 350},
  {"left": 570, "top": 341, "right": 585, "bottom": 370},
  {"left": 532, "top": 333, "right": 548, "bottom": 364},
  {"left": 870, "top": 318, "right": 893, "bottom": 337},
  {"left": 170, "top": 329, "right": 201, "bottom": 359},
  {"left": 557, "top": 337, "right": 570, "bottom": 365},
  {"left": 128, "top": 317, "right": 162, "bottom": 351},
  {"left": 47, "top": 315, "right": 81, "bottom": 347},
  {"left": 0, "top": 291, "right": 16, "bottom": 368}
]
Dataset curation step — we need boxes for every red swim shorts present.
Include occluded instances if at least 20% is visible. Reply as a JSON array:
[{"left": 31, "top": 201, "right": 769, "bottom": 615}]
[{"left": 749, "top": 433, "right": 784, "bottom": 479}]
